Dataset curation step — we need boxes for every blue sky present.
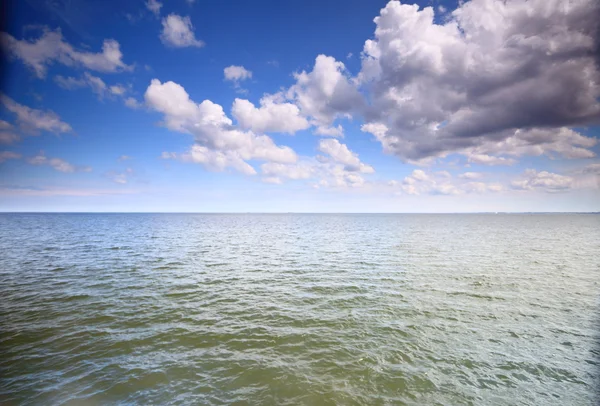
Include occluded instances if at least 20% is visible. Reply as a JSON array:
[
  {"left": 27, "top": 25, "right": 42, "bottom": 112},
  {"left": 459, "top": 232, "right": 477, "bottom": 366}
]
[{"left": 0, "top": 0, "right": 599, "bottom": 212}]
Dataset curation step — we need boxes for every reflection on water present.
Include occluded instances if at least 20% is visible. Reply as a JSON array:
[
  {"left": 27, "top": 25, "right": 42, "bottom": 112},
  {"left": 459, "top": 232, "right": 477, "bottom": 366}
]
[{"left": 0, "top": 214, "right": 599, "bottom": 404}]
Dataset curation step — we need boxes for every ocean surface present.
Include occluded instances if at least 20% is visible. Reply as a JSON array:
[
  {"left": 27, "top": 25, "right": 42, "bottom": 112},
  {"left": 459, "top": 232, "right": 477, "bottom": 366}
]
[{"left": 0, "top": 213, "right": 599, "bottom": 405}]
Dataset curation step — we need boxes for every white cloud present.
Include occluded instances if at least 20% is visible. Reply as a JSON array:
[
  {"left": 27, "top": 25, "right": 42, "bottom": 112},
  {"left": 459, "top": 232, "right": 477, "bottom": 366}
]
[
  {"left": 27, "top": 152, "right": 91, "bottom": 173},
  {"left": 146, "top": 0, "right": 162, "bottom": 17},
  {"left": 259, "top": 159, "right": 371, "bottom": 189},
  {"left": 459, "top": 172, "right": 483, "bottom": 180},
  {"left": 224, "top": 65, "right": 252, "bottom": 82},
  {"left": 160, "top": 14, "right": 204, "bottom": 48},
  {"left": 314, "top": 125, "right": 344, "bottom": 137},
  {"left": 394, "top": 169, "right": 502, "bottom": 195},
  {"left": 357, "top": 0, "right": 600, "bottom": 162},
  {"left": 145, "top": 79, "right": 297, "bottom": 174},
  {"left": 124, "top": 97, "right": 142, "bottom": 109},
  {"left": 0, "top": 151, "right": 21, "bottom": 163},
  {"left": 317, "top": 138, "right": 374, "bottom": 173},
  {"left": 0, "top": 94, "right": 72, "bottom": 135},
  {"left": 286, "top": 54, "right": 363, "bottom": 132},
  {"left": 231, "top": 96, "right": 309, "bottom": 134},
  {"left": 109, "top": 84, "right": 127, "bottom": 96},
  {"left": 511, "top": 169, "right": 574, "bottom": 193},
  {"left": 1, "top": 28, "right": 132, "bottom": 78},
  {"left": 257, "top": 140, "right": 375, "bottom": 188}
]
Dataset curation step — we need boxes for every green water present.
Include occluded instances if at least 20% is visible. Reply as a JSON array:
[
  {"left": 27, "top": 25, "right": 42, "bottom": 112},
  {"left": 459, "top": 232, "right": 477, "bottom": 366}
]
[{"left": 0, "top": 213, "right": 598, "bottom": 405}]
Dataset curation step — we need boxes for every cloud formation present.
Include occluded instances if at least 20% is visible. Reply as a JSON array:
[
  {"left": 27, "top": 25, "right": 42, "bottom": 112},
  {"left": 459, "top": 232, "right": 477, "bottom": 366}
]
[
  {"left": 27, "top": 152, "right": 92, "bottom": 173},
  {"left": 0, "top": 95, "right": 72, "bottom": 135},
  {"left": 511, "top": 169, "right": 575, "bottom": 193},
  {"left": 160, "top": 14, "right": 204, "bottom": 48},
  {"left": 357, "top": 0, "right": 600, "bottom": 162},
  {"left": 1, "top": 28, "right": 132, "bottom": 78},
  {"left": 224, "top": 65, "right": 252, "bottom": 82},
  {"left": 232, "top": 95, "right": 309, "bottom": 134},
  {"left": 145, "top": 79, "right": 297, "bottom": 174},
  {"left": 146, "top": 0, "right": 162, "bottom": 17},
  {"left": 259, "top": 140, "right": 374, "bottom": 187},
  {"left": 286, "top": 55, "right": 364, "bottom": 136}
]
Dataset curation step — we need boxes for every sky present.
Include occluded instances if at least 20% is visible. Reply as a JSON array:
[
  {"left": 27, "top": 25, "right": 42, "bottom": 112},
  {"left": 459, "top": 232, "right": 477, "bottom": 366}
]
[{"left": 0, "top": 0, "right": 599, "bottom": 212}]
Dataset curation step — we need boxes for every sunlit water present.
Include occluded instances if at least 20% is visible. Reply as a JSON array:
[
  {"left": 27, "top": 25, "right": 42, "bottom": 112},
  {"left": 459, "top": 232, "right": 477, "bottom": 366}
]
[{"left": 0, "top": 213, "right": 599, "bottom": 405}]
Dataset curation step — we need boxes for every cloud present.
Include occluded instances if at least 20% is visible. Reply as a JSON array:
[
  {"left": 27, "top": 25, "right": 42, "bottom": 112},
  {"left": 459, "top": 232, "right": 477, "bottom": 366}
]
[
  {"left": 396, "top": 169, "right": 502, "bottom": 195},
  {"left": 27, "top": 152, "right": 92, "bottom": 173},
  {"left": 462, "top": 128, "right": 597, "bottom": 164},
  {"left": 0, "top": 95, "right": 72, "bottom": 135},
  {"left": 55, "top": 72, "right": 108, "bottom": 98},
  {"left": 124, "top": 97, "right": 142, "bottom": 109},
  {"left": 118, "top": 155, "right": 133, "bottom": 161},
  {"left": 0, "top": 27, "right": 133, "bottom": 78},
  {"left": 107, "top": 167, "right": 134, "bottom": 184},
  {"left": 314, "top": 125, "right": 344, "bottom": 137},
  {"left": 358, "top": 0, "right": 600, "bottom": 162},
  {"left": 160, "top": 14, "right": 204, "bottom": 48},
  {"left": 317, "top": 138, "right": 374, "bottom": 173},
  {"left": 511, "top": 169, "right": 574, "bottom": 193},
  {"left": 260, "top": 159, "right": 371, "bottom": 189},
  {"left": 145, "top": 79, "right": 297, "bottom": 174},
  {"left": 231, "top": 95, "right": 309, "bottom": 134},
  {"left": 258, "top": 140, "right": 374, "bottom": 187},
  {"left": 55, "top": 73, "right": 140, "bottom": 108},
  {"left": 0, "top": 151, "right": 21, "bottom": 163},
  {"left": 224, "top": 65, "right": 252, "bottom": 82},
  {"left": 109, "top": 84, "right": 127, "bottom": 96},
  {"left": 286, "top": 55, "right": 364, "bottom": 132},
  {"left": 146, "top": 0, "right": 162, "bottom": 17},
  {"left": 0, "top": 120, "right": 20, "bottom": 144},
  {"left": 458, "top": 172, "right": 483, "bottom": 180}
]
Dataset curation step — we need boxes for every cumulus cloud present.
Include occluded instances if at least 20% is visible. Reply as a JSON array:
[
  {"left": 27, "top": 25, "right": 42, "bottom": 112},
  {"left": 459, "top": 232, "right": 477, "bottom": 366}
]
[
  {"left": 145, "top": 79, "right": 297, "bottom": 174},
  {"left": 231, "top": 95, "right": 309, "bottom": 134},
  {"left": 224, "top": 65, "right": 252, "bottom": 83},
  {"left": 511, "top": 169, "right": 574, "bottom": 193},
  {"left": 317, "top": 138, "right": 374, "bottom": 173},
  {"left": 0, "top": 28, "right": 132, "bottom": 78},
  {"left": 358, "top": 0, "right": 600, "bottom": 162},
  {"left": 286, "top": 54, "right": 364, "bottom": 134},
  {"left": 160, "top": 14, "right": 204, "bottom": 48},
  {"left": 27, "top": 152, "right": 91, "bottom": 173},
  {"left": 0, "top": 95, "right": 72, "bottom": 135}
]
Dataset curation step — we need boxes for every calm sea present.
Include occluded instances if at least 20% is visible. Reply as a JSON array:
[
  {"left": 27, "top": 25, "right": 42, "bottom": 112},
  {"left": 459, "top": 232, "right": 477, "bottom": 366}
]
[{"left": 0, "top": 213, "right": 599, "bottom": 405}]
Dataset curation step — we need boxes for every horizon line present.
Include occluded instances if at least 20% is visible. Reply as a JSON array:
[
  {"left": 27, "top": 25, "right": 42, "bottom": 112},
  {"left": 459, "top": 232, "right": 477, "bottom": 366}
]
[{"left": 0, "top": 211, "right": 598, "bottom": 215}]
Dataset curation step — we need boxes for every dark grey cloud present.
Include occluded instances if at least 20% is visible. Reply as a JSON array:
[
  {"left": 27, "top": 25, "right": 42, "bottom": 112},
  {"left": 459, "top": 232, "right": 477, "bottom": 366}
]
[{"left": 358, "top": 0, "right": 600, "bottom": 162}]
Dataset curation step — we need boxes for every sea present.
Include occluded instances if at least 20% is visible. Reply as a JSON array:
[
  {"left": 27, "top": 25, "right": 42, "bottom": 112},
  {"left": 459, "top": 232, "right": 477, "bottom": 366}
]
[{"left": 0, "top": 213, "right": 598, "bottom": 405}]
